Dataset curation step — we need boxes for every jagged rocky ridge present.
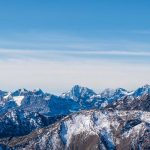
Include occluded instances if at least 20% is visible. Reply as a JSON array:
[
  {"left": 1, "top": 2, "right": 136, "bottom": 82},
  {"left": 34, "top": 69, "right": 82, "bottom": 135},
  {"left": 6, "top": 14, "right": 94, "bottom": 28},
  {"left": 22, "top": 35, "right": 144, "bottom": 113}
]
[
  {"left": 0, "top": 109, "right": 64, "bottom": 138},
  {"left": 106, "top": 85, "right": 150, "bottom": 111},
  {"left": 0, "top": 88, "right": 80, "bottom": 116},
  {"left": 1, "top": 84, "right": 150, "bottom": 117},
  {"left": 0, "top": 84, "right": 150, "bottom": 149}
]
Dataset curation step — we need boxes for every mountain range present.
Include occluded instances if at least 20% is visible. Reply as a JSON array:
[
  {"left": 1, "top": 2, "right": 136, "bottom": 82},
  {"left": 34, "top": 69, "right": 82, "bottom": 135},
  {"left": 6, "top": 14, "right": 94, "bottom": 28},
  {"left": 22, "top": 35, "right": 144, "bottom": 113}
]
[{"left": 0, "top": 84, "right": 150, "bottom": 150}]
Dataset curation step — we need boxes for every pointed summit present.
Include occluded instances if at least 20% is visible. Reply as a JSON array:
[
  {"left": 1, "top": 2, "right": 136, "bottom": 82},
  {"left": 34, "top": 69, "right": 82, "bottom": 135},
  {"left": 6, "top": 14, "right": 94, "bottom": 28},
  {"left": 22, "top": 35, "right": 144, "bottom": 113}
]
[
  {"left": 100, "top": 88, "right": 129, "bottom": 98},
  {"left": 33, "top": 88, "right": 44, "bottom": 95},
  {"left": 12, "top": 88, "right": 28, "bottom": 96},
  {"left": 133, "top": 84, "right": 150, "bottom": 97},
  {"left": 61, "top": 85, "right": 96, "bottom": 101},
  {"left": 0, "top": 90, "right": 8, "bottom": 97},
  {"left": 142, "top": 84, "right": 150, "bottom": 88}
]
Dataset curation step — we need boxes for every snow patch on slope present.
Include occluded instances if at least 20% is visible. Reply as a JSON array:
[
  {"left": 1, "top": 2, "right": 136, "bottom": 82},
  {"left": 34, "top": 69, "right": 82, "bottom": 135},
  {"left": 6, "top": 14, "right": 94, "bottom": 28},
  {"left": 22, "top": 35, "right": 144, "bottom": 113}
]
[
  {"left": 13, "top": 96, "right": 24, "bottom": 106},
  {"left": 60, "top": 111, "right": 96, "bottom": 147},
  {"left": 3, "top": 92, "right": 12, "bottom": 99}
]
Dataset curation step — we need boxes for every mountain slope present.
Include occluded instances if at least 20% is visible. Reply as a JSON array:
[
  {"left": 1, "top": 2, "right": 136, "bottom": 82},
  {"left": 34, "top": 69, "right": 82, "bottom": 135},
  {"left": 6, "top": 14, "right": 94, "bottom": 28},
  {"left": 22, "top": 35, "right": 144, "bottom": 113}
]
[
  {"left": 0, "top": 109, "right": 64, "bottom": 138},
  {"left": 1, "top": 109, "right": 149, "bottom": 150},
  {"left": 108, "top": 92, "right": 150, "bottom": 111},
  {"left": 0, "top": 89, "right": 81, "bottom": 117}
]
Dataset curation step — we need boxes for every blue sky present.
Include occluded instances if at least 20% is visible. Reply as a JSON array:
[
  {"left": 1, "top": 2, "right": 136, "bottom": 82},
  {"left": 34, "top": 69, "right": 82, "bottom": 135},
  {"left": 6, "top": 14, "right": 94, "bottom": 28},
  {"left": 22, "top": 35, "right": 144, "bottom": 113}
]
[{"left": 0, "top": 1, "right": 150, "bottom": 93}]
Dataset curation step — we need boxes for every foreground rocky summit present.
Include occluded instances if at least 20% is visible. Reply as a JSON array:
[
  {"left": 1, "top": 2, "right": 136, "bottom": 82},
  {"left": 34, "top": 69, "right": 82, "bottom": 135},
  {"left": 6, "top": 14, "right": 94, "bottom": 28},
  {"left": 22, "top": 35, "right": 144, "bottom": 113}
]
[{"left": 0, "top": 110, "right": 150, "bottom": 150}]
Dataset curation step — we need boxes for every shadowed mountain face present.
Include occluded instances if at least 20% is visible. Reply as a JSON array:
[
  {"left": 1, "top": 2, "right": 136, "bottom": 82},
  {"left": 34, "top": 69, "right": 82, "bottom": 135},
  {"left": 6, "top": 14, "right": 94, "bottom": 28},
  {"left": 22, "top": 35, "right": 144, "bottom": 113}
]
[
  {"left": 0, "top": 89, "right": 81, "bottom": 117},
  {"left": 0, "top": 109, "right": 65, "bottom": 138},
  {"left": 108, "top": 92, "right": 150, "bottom": 111},
  {"left": 0, "top": 85, "right": 150, "bottom": 149}
]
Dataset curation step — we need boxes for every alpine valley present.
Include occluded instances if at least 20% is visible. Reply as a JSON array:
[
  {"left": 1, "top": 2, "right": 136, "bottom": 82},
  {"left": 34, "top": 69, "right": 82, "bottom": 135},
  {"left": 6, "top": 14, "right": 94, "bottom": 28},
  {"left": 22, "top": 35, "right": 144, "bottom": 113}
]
[{"left": 0, "top": 84, "right": 150, "bottom": 150}]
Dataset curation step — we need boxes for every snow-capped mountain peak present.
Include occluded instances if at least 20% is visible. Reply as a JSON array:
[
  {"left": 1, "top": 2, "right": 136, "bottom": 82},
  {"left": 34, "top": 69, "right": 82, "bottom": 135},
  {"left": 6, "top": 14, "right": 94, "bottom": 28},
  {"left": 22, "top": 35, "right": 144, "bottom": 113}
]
[
  {"left": 133, "top": 84, "right": 150, "bottom": 97},
  {"left": 100, "top": 87, "right": 130, "bottom": 98},
  {"left": 32, "top": 88, "right": 44, "bottom": 95},
  {"left": 61, "top": 85, "right": 96, "bottom": 102},
  {"left": 100, "top": 88, "right": 116, "bottom": 98},
  {"left": 12, "top": 88, "right": 28, "bottom": 96},
  {"left": 99, "top": 87, "right": 130, "bottom": 105}
]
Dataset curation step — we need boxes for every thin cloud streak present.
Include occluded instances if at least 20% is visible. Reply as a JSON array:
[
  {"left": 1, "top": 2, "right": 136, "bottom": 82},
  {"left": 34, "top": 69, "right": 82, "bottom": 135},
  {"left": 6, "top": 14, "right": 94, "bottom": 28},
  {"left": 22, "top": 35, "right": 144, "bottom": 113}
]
[
  {"left": 1, "top": 49, "right": 150, "bottom": 59},
  {"left": 1, "top": 30, "right": 150, "bottom": 52}
]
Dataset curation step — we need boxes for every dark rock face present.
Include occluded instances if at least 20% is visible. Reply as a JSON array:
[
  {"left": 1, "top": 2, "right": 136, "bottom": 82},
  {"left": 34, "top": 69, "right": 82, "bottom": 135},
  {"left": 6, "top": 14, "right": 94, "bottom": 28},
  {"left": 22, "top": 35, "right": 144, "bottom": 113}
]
[
  {"left": 121, "top": 119, "right": 142, "bottom": 133},
  {"left": 20, "top": 94, "right": 80, "bottom": 116},
  {"left": 0, "top": 101, "right": 17, "bottom": 116},
  {"left": 69, "top": 133, "right": 100, "bottom": 150},
  {"left": 138, "top": 127, "right": 150, "bottom": 149},
  {"left": 0, "top": 144, "right": 11, "bottom": 150},
  {"left": 0, "top": 109, "right": 64, "bottom": 138},
  {"left": 109, "top": 94, "right": 150, "bottom": 111}
]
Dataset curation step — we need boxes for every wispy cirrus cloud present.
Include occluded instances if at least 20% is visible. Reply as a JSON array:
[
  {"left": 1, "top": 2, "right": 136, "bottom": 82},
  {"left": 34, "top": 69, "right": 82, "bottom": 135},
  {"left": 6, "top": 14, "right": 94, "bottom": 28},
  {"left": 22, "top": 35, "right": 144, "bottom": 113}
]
[
  {"left": 0, "top": 30, "right": 150, "bottom": 52},
  {"left": 0, "top": 31, "right": 150, "bottom": 93},
  {"left": 0, "top": 49, "right": 150, "bottom": 64}
]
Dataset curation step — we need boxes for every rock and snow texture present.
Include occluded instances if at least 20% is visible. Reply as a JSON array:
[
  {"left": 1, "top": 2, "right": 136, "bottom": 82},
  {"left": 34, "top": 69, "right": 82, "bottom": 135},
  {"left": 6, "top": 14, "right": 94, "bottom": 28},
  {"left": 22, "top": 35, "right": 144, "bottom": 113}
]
[
  {"left": 0, "top": 85, "right": 150, "bottom": 149},
  {"left": 60, "top": 85, "right": 96, "bottom": 102},
  {"left": 1, "top": 110, "right": 150, "bottom": 150},
  {"left": 0, "top": 84, "right": 150, "bottom": 116},
  {"left": 0, "top": 109, "right": 64, "bottom": 139},
  {"left": 60, "top": 84, "right": 150, "bottom": 109},
  {"left": 0, "top": 89, "right": 81, "bottom": 117},
  {"left": 109, "top": 91, "right": 150, "bottom": 111}
]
